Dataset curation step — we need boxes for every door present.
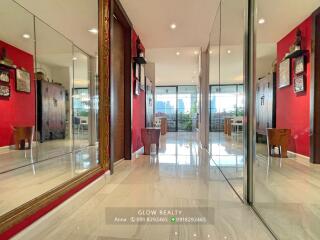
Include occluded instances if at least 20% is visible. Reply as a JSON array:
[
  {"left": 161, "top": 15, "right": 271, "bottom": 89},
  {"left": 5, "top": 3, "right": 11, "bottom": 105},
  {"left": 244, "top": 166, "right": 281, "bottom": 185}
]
[{"left": 111, "top": 17, "right": 125, "bottom": 162}]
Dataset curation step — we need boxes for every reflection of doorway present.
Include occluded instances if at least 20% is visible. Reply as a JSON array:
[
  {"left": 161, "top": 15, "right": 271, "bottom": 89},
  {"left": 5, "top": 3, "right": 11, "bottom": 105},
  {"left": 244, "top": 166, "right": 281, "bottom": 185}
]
[{"left": 111, "top": 17, "right": 125, "bottom": 163}]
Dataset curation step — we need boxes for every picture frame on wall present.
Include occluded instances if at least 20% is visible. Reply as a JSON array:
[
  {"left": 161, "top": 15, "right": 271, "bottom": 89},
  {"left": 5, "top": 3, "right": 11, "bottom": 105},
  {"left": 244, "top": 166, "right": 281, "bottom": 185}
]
[
  {"left": 0, "top": 68, "right": 10, "bottom": 83},
  {"left": 279, "top": 58, "right": 291, "bottom": 88},
  {"left": 16, "top": 69, "right": 31, "bottom": 93},
  {"left": 294, "top": 56, "right": 305, "bottom": 75},
  {"left": 0, "top": 85, "right": 10, "bottom": 97},
  {"left": 294, "top": 74, "right": 305, "bottom": 93},
  {"left": 140, "top": 64, "right": 145, "bottom": 90}
]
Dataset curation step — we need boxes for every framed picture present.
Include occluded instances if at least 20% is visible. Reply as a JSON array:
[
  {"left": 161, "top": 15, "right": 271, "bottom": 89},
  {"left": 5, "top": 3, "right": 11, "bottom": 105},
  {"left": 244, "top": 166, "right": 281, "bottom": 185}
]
[
  {"left": 279, "top": 58, "right": 291, "bottom": 88},
  {"left": 0, "top": 68, "right": 10, "bottom": 83},
  {"left": 0, "top": 85, "right": 10, "bottom": 97},
  {"left": 16, "top": 69, "right": 31, "bottom": 93},
  {"left": 294, "top": 56, "right": 305, "bottom": 74},
  {"left": 135, "top": 79, "right": 140, "bottom": 95},
  {"left": 140, "top": 64, "right": 145, "bottom": 90},
  {"left": 294, "top": 75, "right": 305, "bottom": 93}
]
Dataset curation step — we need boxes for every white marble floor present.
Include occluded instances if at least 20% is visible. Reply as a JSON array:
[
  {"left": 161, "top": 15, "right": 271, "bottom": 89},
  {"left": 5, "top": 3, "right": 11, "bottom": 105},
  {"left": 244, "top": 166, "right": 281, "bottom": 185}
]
[
  {"left": 0, "top": 146, "right": 98, "bottom": 216},
  {"left": 209, "top": 132, "right": 320, "bottom": 240},
  {"left": 14, "top": 132, "right": 274, "bottom": 240}
]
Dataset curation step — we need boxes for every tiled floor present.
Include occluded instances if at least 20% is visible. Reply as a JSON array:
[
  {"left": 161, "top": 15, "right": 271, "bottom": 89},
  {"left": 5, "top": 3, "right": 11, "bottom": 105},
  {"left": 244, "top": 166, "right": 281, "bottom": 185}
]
[
  {"left": 14, "top": 132, "right": 273, "bottom": 240},
  {"left": 209, "top": 132, "right": 320, "bottom": 240}
]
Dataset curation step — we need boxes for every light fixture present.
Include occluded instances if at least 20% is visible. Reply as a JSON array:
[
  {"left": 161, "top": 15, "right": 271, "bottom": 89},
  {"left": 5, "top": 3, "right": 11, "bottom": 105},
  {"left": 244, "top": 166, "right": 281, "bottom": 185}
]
[
  {"left": 209, "top": 50, "right": 213, "bottom": 54},
  {"left": 258, "top": 18, "right": 265, "bottom": 24},
  {"left": 170, "top": 23, "right": 177, "bottom": 29},
  {"left": 22, "top": 34, "right": 31, "bottom": 39},
  {"left": 227, "top": 50, "right": 231, "bottom": 54},
  {"left": 194, "top": 50, "right": 199, "bottom": 55},
  {"left": 88, "top": 28, "right": 98, "bottom": 34},
  {"left": 72, "top": 57, "right": 77, "bottom": 61},
  {"left": 176, "top": 51, "right": 180, "bottom": 56}
]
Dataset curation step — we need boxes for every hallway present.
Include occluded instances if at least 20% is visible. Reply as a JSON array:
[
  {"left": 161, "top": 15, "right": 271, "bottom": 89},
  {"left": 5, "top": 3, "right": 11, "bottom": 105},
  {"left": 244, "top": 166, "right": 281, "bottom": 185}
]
[{"left": 14, "top": 133, "right": 273, "bottom": 240}]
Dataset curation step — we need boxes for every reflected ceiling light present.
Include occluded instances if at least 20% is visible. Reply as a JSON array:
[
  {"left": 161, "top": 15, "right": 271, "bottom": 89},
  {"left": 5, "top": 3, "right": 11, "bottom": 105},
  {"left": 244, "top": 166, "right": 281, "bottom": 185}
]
[
  {"left": 170, "top": 23, "right": 177, "bottom": 29},
  {"left": 72, "top": 57, "right": 78, "bottom": 61},
  {"left": 209, "top": 50, "right": 213, "bottom": 54},
  {"left": 88, "top": 28, "right": 98, "bottom": 34},
  {"left": 258, "top": 18, "right": 265, "bottom": 24},
  {"left": 194, "top": 50, "right": 199, "bottom": 55},
  {"left": 22, "top": 34, "right": 31, "bottom": 39},
  {"left": 227, "top": 49, "right": 231, "bottom": 54},
  {"left": 176, "top": 51, "right": 180, "bottom": 56}
]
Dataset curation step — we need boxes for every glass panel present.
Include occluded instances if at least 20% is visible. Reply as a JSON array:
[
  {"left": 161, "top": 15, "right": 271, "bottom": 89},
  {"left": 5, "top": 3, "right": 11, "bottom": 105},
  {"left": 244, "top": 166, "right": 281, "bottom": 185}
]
[
  {"left": 73, "top": 47, "right": 90, "bottom": 149},
  {"left": 208, "top": 0, "right": 245, "bottom": 199},
  {"left": 0, "top": 0, "right": 35, "bottom": 174},
  {"left": 253, "top": 1, "right": 320, "bottom": 239},
  {"left": 155, "top": 86, "right": 177, "bottom": 131},
  {"left": 177, "top": 85, "right": 198, "bottom": 131}
]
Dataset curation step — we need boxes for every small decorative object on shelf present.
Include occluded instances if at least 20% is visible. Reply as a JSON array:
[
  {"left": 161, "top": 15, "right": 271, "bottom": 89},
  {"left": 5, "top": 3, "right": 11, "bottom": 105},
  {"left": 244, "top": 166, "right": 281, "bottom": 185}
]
[
  {"left": 0, "top": 85, "right": 10, "bottom": 97},
  {"left": 294, "top": 55, "right": 305, "bottom": 74},
  {"left": 294, "top": 75, "right": 305, "bottom": 93},
  {"left": 279, "top": 58, "right": 291, "bottom": 88},
  {"left": 0, "top": 68, "right": 10, "bottom": 83},
  {"left": 16, "top": 68, "right": 31, "bottom": 93}
]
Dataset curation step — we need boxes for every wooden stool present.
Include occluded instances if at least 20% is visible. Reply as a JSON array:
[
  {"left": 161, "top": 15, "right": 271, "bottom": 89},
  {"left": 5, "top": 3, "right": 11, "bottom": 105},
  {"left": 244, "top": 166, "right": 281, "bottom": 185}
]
[
  {"left": 267, "top": 128, "right": 291, "bottom": 158},
  {"left": 14, "top": 126, "right": 34, "bottom": 150},
  {"left": 141, "top": 127, "right": 160, "bottom": 155}
]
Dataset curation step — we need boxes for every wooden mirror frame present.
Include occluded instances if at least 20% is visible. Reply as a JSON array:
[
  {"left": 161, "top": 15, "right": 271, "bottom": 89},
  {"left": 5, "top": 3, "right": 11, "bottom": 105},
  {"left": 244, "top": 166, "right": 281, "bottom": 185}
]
[{"left": 0, "top": 0, "right": 110, "bottom": 237}]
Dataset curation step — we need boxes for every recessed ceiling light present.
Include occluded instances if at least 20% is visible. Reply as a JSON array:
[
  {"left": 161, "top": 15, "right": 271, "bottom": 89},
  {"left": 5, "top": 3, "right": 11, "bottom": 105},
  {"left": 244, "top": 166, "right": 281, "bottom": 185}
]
[
  {"left": 227, "top": 50, "right": 231, "bottom": 54},
  {"left": 22, "top": 34, "right": 31, "bottom": 39},
  {"left": 176, "top": 51, "right": 180, "bottom": 56},
  {"left": 72, "top": 57, "right": 77, "bottom": 61},
  {"left": 194, "top": 50, "right": 199, "bottom": 55},
  {"left": 258, "top": 18, "right": 265, "bottom": 24},
  {"left": 170, "top": 23, "right": 177, "bottom": 29},
  {"left": 88, "top": 28, "right": 98, "bottom": 34},
  {"left": 209, "top": 50, "right": 213, "bottom": 54}
]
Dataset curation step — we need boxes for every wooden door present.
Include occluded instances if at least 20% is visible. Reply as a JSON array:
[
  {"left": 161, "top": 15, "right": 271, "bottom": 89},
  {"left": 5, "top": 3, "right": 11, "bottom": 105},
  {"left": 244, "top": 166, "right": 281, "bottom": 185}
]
[{"left": 111, "top": 18, "right": 125, "bottom": 162}]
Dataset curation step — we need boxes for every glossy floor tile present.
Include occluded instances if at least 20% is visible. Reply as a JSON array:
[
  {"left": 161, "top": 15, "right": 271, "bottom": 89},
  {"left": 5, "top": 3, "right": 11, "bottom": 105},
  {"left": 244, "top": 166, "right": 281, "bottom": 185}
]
[
  {"left": 209, "top": 131, "right": 320, "bottom": 240},
  {"left": 14, "top": 132, "right": 273, "bottom": 240},
  {"left": 0, "top": 146, "right": 98, "bottom": 216}
]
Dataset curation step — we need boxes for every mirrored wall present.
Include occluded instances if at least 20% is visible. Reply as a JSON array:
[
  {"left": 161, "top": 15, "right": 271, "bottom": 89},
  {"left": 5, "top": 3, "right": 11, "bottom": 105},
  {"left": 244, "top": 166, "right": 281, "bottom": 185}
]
[
  {"left": 208, "top": 0, "right": 245, "bottom": 198},
  {"left": 0, "top": 0, "right": 98, "bottom": 217}
]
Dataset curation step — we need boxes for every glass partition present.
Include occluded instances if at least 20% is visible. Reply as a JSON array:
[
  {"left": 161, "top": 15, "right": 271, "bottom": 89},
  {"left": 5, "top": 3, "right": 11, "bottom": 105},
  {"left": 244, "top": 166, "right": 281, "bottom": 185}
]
[
  {"left": 253, "top": 1, "right": 320, "bottom": 239},
  {"left": 208, "top": 0, "right": 245, "bottom": 198},
  {"left": 0, "top": 0, "right": 99, "bottom": 217}
]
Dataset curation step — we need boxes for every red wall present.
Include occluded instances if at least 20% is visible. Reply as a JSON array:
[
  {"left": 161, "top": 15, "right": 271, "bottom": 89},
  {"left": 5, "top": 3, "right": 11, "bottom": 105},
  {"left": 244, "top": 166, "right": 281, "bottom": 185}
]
[
  {"left": 0, "top": 40, "right": 35, "bottom": 147},
  {"left": 132, "top": 31, "right": 146, "bottom": 152},
  {"left": 276, "top": 16, "right": 312, "bottom": 156}
]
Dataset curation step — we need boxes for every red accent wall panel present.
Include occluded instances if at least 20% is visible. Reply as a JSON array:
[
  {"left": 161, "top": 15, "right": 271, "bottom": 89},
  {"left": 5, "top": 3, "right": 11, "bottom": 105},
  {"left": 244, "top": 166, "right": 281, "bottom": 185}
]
[
  {"left": 276, "top": 16, "right": 312, "bottom": 156},
  {"left": 131, "top": 30, "right": 146, "bottom": 152},
  {"left": 0, "top": 40, "right": 35, "bottom": 147}
]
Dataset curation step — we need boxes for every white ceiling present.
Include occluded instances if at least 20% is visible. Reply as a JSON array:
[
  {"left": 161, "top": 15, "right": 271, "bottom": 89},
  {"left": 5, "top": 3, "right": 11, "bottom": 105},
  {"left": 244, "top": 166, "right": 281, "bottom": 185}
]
[{"left": 122, "top": 0, "right": 320, "bottom": 86}]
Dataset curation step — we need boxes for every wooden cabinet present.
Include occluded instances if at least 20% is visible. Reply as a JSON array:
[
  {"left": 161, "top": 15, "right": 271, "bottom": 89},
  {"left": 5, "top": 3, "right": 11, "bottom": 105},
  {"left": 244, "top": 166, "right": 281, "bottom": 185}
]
[
  {"left": 37, "top": 80, "right": 66, "bottom": 142},
  {"left": 256, "top": 73, "right": 276, "bottom": 136}
]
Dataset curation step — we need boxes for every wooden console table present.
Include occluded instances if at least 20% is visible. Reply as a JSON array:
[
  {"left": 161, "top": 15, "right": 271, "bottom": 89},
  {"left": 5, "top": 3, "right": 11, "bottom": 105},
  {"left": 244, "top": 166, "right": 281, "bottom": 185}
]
[
  {"left": 267, "top": 128, "right": 291, "bottom": 158},
  {"left": 14, "top": 126, "right": 34, "bottom": 150},
  {"left": 141, "top": 127, "right": 161, "bottom": 155}
]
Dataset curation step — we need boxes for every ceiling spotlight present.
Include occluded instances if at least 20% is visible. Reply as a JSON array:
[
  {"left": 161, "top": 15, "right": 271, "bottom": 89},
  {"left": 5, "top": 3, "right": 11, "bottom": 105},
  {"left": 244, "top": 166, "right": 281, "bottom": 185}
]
[
  {"left": 170, "top": 23, "right": 177, "bottom": 29},
  {"left": 72, "top": 57, "right": 77, "bottom": 61},
  {"left": 88, "top": 28, "right": 98, "bottom": 34},
  {"left": 176, "top": 51, "right": 180, "bottom": 56},
  {"left": 194, "top": 51, "right": 199, "bottom": 55},
  {"left": 22, "top": 34, "right": 31, "bottom": 39},
  {"left": 258, "top": 18, "right": 265, "bottom": 24},
  {"left": 227, "top": 50, "right": 231, "bottom": 54},
  {"left": 209, "top": 50, "right": 213, "bottom": 54}
]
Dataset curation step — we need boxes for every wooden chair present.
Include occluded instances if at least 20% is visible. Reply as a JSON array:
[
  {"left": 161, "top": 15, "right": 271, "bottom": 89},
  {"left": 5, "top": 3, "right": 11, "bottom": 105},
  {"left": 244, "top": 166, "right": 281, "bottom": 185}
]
[
  {"left": 267, "top": 128, "right": 291, "bottom": 158},
  {"left": 141, "top": 128, "right": 161, "bottom": 155}
]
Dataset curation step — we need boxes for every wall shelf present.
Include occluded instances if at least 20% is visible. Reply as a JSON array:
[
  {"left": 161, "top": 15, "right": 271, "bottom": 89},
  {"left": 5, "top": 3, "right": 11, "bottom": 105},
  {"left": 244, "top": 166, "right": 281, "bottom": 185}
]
[
  {"left": 285, "top": 49, "right": 308, "bottom": 59},
  {"left": 133, "top": 56, "right": 146, "bottom": 64}
]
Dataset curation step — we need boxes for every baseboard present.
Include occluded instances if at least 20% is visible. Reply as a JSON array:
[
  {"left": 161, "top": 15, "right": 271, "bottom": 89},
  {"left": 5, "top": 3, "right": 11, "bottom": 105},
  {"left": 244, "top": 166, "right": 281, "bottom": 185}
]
[
  {"left": 287, "top": 150, "right": 309, "bottom": 159},
  {"left": 132, "top": 146, "right": 144, "bottom": 159},
  {"left": 0, "top": 142, "right": 37, "bottom": 154}
]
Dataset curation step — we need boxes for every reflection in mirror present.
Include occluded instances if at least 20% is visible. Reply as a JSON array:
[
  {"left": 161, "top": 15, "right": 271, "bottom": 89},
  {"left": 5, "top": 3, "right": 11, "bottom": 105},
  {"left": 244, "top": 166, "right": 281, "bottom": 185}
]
[{"left": 0, "top": 0, "right": 35, "bottom": 173}]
